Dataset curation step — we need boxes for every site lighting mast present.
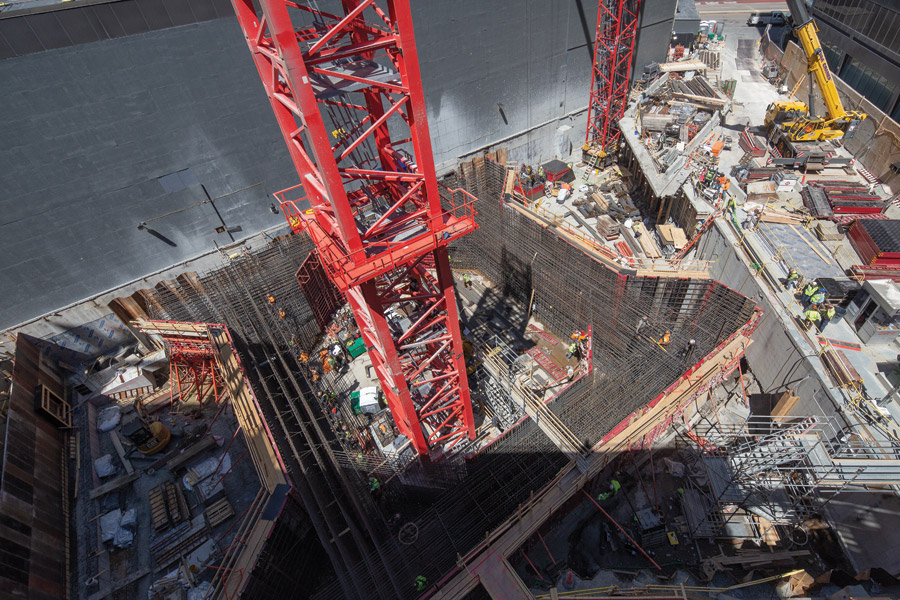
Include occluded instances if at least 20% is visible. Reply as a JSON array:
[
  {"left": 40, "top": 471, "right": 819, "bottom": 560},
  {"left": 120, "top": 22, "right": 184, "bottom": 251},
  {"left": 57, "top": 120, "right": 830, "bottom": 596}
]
[
  {"left": 228, "top": 0, "right": 478, "bottom": 456},
  {"left": 585, "top": 0, "right": 643, "bottom": 152}
]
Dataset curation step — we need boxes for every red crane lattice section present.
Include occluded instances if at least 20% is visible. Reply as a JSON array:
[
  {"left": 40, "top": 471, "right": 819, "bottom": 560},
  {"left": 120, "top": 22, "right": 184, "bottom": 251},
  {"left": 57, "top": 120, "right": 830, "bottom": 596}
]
[
  {"left": 585, "top": 0, "right": 643, "bottom": 149},
  {"left": 231, "top": 0, "right": 478, "bottom": 455}
]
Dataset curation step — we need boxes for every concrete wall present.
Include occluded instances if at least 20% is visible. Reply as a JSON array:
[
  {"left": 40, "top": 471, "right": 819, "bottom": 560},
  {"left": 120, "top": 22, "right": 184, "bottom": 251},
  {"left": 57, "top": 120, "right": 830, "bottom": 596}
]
[
  {"left": 696, "top": 220, "right": 843, "bottom": 419},
  {"left": 0, "top": 0, "right": 678, "bottom": 331},
  {"left": 761, "top": 36, "right": 900, "bottom": 190}
]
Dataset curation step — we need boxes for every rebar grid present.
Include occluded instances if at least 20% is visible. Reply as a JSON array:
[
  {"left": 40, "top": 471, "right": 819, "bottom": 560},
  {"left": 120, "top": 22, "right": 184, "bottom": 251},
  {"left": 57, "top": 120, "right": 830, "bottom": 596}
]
[
  {"left": 144, "top": 158, "right": 758, "bottom": 598},
  {"left": 447, "top": 159, "right": 757, "bottom": 445}
]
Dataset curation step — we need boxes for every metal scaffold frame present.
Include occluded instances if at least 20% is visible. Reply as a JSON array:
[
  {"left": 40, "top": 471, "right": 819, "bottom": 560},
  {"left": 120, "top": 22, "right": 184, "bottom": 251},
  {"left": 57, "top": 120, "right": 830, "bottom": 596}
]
[
  {"left": 138, "top": 321, "right": 224, "bottom": 406},
  {"left": 682, "top": 414, "right": 900, "bottom": 541},
  {"left": 586, "top": 0, "right": 643, "bottom": 150},
  {"left": 230, "top": 0, "right": 478, "bottom": 455}
]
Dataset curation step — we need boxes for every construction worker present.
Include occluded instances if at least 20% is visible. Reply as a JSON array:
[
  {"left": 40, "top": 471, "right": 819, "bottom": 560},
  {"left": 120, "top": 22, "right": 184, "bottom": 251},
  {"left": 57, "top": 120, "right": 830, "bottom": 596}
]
[
  {"left": 802, "top": 305, "right": 821, "bottom": 330},
  {"left": 809, "top": 287, "right": 827, "bottom": 307},
  {"left": 660, "top": 329, "right": 671, "bottom": 346},
  {"left": 567, "top": 365, "right": 575, "bottom": 380},
  {"left": 597, "top": 478, "right": 621, "bottom": 501},
  {"left": 631, "top": 220, "right": 642, "bottom": 239},
  {"left": 415, "top": 575, "right": 428, "bottom": 592},
  {"left": 802, "top": 281, "right": 818, "bottom": 305},
  {"left": 725, "top": 194, "right": 737, "bottom": 213},
  {"left": 636, "top": 316, "right": 649, "bottom": 336},
  {"left": 267, "top": 294, "right": 276, "bottom": 304},
  {"left": 538, "top": 166, "right": 545, "bottom": 182},
  {"left": 463, "top": 273, "right": 472, "bottom": 288},
  {"left": 369, "top": 477, "right": 381, "bottom": 493},
  {"left": 785, "top": 268, "right": 800, "bottom": 291},
  {"left": 679, "top": 338, "right": 696, "bottom": 360},
  {"left": 571, "top": 330, "right": 587, "bottom": 341},
  {"left": 820, "top": 304, "right": 837, "bottom": 332},
  {"left": 566, "top": 342, "right": 579, "bottom": 360}
]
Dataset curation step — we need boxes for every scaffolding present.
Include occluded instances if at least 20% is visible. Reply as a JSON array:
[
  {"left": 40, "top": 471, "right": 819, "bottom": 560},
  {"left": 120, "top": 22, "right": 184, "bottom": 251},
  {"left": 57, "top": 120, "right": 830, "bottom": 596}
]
[{"left": 682, "top": 415, "right": 900, "bottom": 542}]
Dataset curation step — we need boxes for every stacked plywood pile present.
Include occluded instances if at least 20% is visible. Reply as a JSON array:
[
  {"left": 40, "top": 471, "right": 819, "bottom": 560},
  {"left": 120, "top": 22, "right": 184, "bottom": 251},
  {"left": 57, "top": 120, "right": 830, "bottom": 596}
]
[
  {"left": 596, "top": 215, "right": 619, "bottom": 240},
  {"left": 656, "top": 224, "right": 688, "bottom": 249}
]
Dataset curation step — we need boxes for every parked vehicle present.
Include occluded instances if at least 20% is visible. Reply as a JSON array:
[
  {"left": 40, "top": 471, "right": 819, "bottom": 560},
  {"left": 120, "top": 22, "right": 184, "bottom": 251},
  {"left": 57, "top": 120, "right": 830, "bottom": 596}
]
[{"left": 747, "top": 11, "right": 787, "bottom": 26}]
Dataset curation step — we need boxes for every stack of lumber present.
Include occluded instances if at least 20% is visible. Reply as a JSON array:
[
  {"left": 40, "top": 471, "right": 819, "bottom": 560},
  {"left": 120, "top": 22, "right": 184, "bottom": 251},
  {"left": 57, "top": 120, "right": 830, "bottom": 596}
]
[
  {"left": 642, "top": 113, "right": 676, "bottom": 132},
  {"left": 596, "top": 215, "right": 619, "bottom": 240},
  {"left": 151, "top": 515, "right": 209, "bottom": 570},
  {"left": 149, "top": 481, "right": 190, "bottom": 533},
  {"left": 667, "top": 76, "right": 727, "bottom": 106},
  {"left": 758, "top": 208, "right": 805, "bottom": 224},
  {"left": 633, "top": 222, "right": 663, "bottom": 258},
  {"left": 656, "top": 224, "right": 688, "bottom": 249},
  {"left": 591, "top": 191, "right": 609, "bottom": 212},
  {"left": 659, "top": 59, "right": 708, "bottom": 73},
  {"left": 697, "top": 49, "right": 720, "bottom": 70}
]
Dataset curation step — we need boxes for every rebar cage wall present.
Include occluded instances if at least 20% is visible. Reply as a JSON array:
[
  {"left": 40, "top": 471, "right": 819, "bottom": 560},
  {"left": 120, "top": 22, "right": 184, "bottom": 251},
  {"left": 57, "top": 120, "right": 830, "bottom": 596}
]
[
  {"left": 142, "top": 162, "right": 758, "bottom": 599},
  {"left": 448, "top": 158, "right": 758, "bottom": 444}
]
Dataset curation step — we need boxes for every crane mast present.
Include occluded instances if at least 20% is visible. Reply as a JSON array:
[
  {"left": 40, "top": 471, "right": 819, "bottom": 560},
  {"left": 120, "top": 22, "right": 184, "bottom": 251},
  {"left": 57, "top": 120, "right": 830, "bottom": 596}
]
[
  {"left": 585, "top": 0, "right": 643, "bottom": 154},
  {"left": 229, "top": 0, "right": 478, "bottom": 456}
]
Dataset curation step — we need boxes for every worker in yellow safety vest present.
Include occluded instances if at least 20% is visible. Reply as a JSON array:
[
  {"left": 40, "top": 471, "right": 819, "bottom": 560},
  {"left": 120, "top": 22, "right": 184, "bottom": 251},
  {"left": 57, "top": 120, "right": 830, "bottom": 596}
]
[
  {"left": 802, "top": 306, "right": 821, "bottom": 329},
  {"left": 820, "top": 304, "right": 836, "bottom": 332}
]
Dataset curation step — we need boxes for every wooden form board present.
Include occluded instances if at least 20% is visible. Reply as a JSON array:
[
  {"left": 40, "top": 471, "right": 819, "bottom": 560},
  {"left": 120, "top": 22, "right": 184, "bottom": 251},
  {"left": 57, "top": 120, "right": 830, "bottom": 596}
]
[
  {"left": 209, "top": 328, "right": 288, "bottom": 493},
  {"left": 659, "top": 59, "right": 708, "bottom": 72},
  {"left": 657, "top": 224, "right": 688, "bottom": 249},
  {"left": 771, "top": 389, "right": 800, "bottom": 422}
]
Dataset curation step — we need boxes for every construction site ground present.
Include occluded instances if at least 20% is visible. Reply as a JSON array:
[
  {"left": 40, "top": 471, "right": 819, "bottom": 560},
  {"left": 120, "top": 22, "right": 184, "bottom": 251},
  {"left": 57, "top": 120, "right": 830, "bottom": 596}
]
[{"left": 74, "top": 386, "right": 260, "bottom": 600}]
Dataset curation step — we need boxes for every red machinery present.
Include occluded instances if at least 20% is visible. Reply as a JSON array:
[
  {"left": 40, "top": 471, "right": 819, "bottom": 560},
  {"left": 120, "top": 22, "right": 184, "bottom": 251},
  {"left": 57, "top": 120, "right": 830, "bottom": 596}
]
[
  {"left": 585, "top": 0, "right": 643, "bottom": 150},
  {"left": 230, "top": 0, "right": 478, "bottom": 455},
  {"left": 138, "top": 321, "right": 223, "bottom": 407}
]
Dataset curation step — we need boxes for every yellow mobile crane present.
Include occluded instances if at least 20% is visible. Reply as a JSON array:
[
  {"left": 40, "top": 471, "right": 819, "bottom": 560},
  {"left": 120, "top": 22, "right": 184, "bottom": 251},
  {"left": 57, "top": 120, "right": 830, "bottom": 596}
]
[{"left": 764, "top": 0, "right": 866, "bottom": 143}]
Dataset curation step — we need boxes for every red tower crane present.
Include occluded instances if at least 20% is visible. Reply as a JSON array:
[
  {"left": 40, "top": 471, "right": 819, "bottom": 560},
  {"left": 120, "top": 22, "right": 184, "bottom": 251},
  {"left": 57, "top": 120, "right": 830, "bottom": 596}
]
[
  {"left": 585, "top": 0, "right": 643, "bottom": 150},
  {"left": 229, "top": 0, "right": 478, "bottom": 456}
]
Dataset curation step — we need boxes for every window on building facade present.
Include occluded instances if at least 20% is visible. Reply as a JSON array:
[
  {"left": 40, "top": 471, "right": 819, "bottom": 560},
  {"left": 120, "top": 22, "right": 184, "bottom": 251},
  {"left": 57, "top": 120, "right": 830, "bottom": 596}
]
[{"left": 839, "top": 56, "right": 896, "bottom": 112}]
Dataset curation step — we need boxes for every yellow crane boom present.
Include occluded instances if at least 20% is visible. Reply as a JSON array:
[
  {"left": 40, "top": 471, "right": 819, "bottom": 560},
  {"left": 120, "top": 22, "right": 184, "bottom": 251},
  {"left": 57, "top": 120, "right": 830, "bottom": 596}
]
[{"left": 764, "top": 0, "right": 865, "bottom": 142}]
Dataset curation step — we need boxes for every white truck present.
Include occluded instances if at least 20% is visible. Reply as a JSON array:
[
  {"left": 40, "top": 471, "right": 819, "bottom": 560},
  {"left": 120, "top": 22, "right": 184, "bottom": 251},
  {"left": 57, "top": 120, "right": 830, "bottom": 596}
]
[{"left": 747, "top": 11, "right": 787, "bottom": 26}]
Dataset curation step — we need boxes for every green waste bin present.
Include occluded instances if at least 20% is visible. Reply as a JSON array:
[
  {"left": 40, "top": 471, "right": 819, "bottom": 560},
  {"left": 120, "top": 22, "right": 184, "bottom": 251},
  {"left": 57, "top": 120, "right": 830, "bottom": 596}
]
[{"left": 347, "top": 337, "right": 366, "bottom": 358}]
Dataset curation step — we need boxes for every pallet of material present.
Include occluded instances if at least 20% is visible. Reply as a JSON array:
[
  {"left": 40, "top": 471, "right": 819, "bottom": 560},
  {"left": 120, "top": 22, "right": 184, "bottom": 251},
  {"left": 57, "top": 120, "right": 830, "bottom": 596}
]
[
  {"left": 205, "top": 497, "right": 235, "bottom": 528},
  {"left": 814, "top": 220, "right": 843, "bottom": 241},
  {"left": 596, "top": 215, "right": 620, "bottom": 240}
]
